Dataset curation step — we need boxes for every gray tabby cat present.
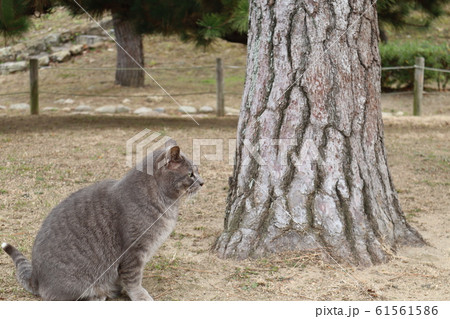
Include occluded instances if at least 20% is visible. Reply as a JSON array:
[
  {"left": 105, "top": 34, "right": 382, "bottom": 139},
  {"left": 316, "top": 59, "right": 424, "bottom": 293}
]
[{"left": 2, "top": 143, "right": 203, "bottom": 300}]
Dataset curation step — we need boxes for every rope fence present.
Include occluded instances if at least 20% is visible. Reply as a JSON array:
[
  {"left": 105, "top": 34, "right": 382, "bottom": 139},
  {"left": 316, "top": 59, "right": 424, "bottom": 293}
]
[
  {"left": 381, "top": 66, "right": 415, "bottom": 71},
  {"left": 1, "top": 57, "right": 448, "bottom": 116},
  {"left": 0, "top": 92, "right": 29, "bottom": 97},
  {"left": 39, "top": 91, "right": 216, "bottom": 98}
]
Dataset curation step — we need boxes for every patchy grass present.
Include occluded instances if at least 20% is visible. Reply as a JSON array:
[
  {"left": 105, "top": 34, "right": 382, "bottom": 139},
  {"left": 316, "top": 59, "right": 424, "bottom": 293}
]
[{"left": 0, "top": 115, "right": 449, "bottom": 301}]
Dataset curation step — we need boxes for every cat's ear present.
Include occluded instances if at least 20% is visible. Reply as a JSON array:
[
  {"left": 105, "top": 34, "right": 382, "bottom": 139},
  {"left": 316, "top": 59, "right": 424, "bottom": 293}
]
[
  {"left": 168, "top": 146, "right": 181, "bottom": 161},
  {"left": 166, "top": 146, "right": 182, "bottom": 169}
]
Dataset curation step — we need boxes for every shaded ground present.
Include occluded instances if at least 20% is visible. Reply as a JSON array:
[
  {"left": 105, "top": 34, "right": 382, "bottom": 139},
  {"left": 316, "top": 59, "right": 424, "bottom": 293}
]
[{"left": 0, "top": 114, "right": 448, "bottom": 301}]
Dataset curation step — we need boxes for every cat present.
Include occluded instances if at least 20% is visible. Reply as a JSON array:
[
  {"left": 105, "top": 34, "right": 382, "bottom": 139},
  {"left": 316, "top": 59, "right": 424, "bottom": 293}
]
[{"left": 2, "top": 142, "right": 203, "bottom": 300}]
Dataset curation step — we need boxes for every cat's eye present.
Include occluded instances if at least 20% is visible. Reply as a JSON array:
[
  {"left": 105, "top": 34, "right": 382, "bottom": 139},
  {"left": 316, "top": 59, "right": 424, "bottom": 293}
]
[{"left": 189, "top": 172, "right": 195, "bottom": 178}]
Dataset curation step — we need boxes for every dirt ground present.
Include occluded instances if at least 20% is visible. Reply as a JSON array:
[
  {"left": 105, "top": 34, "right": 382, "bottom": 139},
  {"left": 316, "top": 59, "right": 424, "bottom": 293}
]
[{"left": 0, "top": 114, "right": 448, "bottom": 301}]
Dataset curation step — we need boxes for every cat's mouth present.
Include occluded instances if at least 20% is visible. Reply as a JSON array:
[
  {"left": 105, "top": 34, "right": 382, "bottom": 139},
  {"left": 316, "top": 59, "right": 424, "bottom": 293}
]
[{"left": 186, "top": 184, "right": 202, "bottom": 196}]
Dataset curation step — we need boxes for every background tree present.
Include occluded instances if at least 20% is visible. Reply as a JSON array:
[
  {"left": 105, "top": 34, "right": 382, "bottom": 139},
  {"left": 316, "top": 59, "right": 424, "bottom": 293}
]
[
  {"left": 213, "top": 0, "right": 425, "bottom": 266},
  {"left": 58, "top": 0, "right": 217, "bottom": 87}
]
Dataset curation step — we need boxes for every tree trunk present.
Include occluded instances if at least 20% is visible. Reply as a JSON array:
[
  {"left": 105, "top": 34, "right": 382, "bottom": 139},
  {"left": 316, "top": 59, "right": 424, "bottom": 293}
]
[
  {"left": 112, "top": 15, "right": 145, "bottom": 87},
  {"left": 214, "top": 0, "right": 424, "bottom": 266}
]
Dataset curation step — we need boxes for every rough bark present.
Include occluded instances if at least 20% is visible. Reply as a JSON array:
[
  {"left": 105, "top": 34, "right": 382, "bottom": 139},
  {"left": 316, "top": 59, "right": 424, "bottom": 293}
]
[
  {"left": 112, "top": 15, "right": 145, "bottom": 87},
  {"left": 214, "top": 0, "right": 424, "bottom": 266}
]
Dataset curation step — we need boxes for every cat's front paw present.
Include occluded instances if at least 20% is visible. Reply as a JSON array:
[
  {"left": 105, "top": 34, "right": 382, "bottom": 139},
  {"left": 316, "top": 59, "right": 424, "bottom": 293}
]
[{"left": 128, "top": 287, "right": 154, "bottom": 301}]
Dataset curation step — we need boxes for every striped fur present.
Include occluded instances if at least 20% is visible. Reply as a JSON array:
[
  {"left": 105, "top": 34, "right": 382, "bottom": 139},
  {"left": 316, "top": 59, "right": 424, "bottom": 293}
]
[{"left": 2, "top": 243, "right": 36, "bottom": 295}]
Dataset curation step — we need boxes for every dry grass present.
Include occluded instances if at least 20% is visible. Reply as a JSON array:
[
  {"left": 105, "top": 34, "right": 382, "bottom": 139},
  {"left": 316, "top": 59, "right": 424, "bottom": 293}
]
[{"left": 0, "top": 114, "right": 449, "bottom": 301}]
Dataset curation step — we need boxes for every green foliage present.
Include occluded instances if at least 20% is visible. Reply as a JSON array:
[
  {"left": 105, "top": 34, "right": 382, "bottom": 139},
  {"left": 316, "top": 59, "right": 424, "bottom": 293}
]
[
  {"left": 58, "top": 0, "right": 214, "bottom": 45},
  {"left": 197, "top": 13, "right": 227, "bottom": 40},
  {"left": 228, "top": 0, "right": 248, "bottom": 34},
  {"left": 130, "top": 0, "right": 202, "bottom": 36},
  {"left": 380, "top": 41, "right": 450, "bottom": 90},
  {"left": 378, "top": 0, "right": 447, "bottom": 30},
  {"left": 0, "top": 0, "right": 30, "bottom": 39},
  {"left": 196, "top": 0, "right": 248, "bottom": 44},
  {"left": 197, "top": 0, "right": 448, "bottom": 44},
  {"left": 0, "top": 0, "right": 53, "bottom": 41}
]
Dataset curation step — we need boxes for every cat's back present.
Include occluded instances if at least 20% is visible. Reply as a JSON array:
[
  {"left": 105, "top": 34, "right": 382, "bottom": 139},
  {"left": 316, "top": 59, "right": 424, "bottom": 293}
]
[{"left": 32, "top": 179, "right": 122, "bottom": 269}]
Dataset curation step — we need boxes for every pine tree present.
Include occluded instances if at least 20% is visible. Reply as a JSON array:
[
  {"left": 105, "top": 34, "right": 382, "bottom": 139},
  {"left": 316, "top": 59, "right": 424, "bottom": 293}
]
[
  {"left": 0, "top": 0, "right": 53, "bottom": 45},
  {"left": 214, "top": 0, "right": 425, "bottom": 265},
  {"left": 0, "top": 0, "right": 30, "bottom": 43}
]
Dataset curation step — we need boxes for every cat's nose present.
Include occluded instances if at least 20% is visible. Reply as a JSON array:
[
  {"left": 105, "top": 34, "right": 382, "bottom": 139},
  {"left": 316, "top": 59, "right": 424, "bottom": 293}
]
[{"left": 199, "top": 179, "right": 204, "bottom": 187}]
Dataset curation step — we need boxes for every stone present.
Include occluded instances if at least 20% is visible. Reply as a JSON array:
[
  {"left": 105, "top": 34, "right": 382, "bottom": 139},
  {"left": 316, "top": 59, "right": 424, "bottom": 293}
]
[
  {"left": 146, "top": 96, "right": 163, "bottom": 103},
  {"left": 63, "top": 99, "right": 74, "bottom": 105},
  {"left": 395, "top": 111, "right": 404, "bottom": 116},
  {"left": 76, "top": 35, "right": 107, "bottom": 46},
  {"left": 94, "top": 105, "right": 130, "bottom": 114},
  {"left": 0, "top": 105, "right": 7, "bottom": 111},
  {"left": 27, "top": 41, "right": 47, "bottom": 56},
  {"left": 0, "top": 61, "right": 28, "bottom": 75},
  {"left": 100, "top": 18, "right": 114, "bottom": 30},
  {"left": 74, "top": 105, "right": 92, "bottom": 112},
  {"left": 62, "top": 107, "right": 72, "bottom": 112},
  {"left": 88, "top": 42, "right": 107, "bottom": 50},
  {"left": 86, "top": 26, "right": 104, "bottom": 37},
  {"left": 34, "top": 54, "right": 50, "bottom": 67},
  {"left": 199, "top": 106, "right": 214, "bottom": 113},
  {"left": 60, "top": 30, "right": 74, "bottom": 43},
  {"left": 9, "top": 103, "right": 30, "bottom": 111},
  {"left": 382, "top": 112, "right": 393, "bottom": 118},
  {"left": 69, "top": 45, "right": 84, "bottom": 56},
  {"left": 225, "top": 107, "right": 240, "bottom": 115},
  {"left": 44, "top": 33, "right": 61, "bottom": 47},
  {"left": 154, "top": 107, "right": 165, "bottom": 113},
  {"left": 95, "top": 105, "right": 117, "bottom": 113},
  {"left": 43, "top": 107, "right": 59, "bottom": 112},
  {"left": 178, "top": 106, "right": 197, "bottom": 114},
  {"left": 134, "top": 107, "right": 153, "bottom": 115},
  {"left": 116, "top": 105, "right": 130, "bottom": 113},
  {"left": 122, "top": 98, "right": 131, "bottom": 104},
  {"left": 0, "top": 46, "right": 14, "bottom": 63},
  {"left": 50, "top": 50, "right": 71, "bottom": 63},
  {"left": 16, "top": 52, "right": 30, "bottom": 61}
]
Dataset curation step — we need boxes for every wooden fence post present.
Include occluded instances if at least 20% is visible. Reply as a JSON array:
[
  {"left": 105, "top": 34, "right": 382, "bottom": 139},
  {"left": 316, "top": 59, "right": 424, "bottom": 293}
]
[
  {"left": 216, "top": 58, "right": 225, "bottom": 117},
  {"left": 30, "top": 58, "right": 39, "bottom": 115},
  {"left": 413, "top": 56, "right": 424, "bottom": 116}
]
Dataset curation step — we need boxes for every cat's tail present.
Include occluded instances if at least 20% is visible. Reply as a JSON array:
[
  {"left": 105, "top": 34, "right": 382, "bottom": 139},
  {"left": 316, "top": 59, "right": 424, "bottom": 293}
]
[{"left": 2, "top": 243, "right": 37, "bottom": 295}]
